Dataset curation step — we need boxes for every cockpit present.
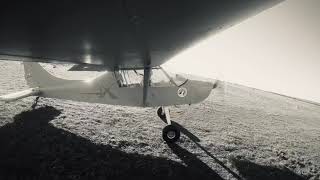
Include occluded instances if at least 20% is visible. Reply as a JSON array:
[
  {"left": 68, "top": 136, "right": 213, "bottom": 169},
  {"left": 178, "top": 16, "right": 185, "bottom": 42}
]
[{"left": 114, "top": 67, "right": 188, "bottom": 88}]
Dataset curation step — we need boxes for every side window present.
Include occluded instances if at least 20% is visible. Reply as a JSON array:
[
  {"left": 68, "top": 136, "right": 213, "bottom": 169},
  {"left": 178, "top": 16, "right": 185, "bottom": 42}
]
[
  {"left": 114, "top": 70, "right": 144, "bottom": 88},
  {"left": 150, "top": 69, "right": 188, "bottom": 87},
  {"left": 114, "top": 68, "right": 188, "bottom": 88},
  {"left": 150, "top": 69, "right": 174, "bottom": 87}
]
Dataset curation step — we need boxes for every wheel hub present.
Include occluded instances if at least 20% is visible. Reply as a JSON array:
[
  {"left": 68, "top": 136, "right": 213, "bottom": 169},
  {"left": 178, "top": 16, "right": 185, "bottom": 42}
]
[{"left": 167, "top": 131, "right": 176, "bottom": 139}]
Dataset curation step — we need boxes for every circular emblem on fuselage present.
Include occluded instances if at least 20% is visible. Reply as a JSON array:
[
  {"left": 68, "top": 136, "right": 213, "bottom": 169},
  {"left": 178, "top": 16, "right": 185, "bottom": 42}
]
[{"left": 177, "top": 87, "right": 188, "bottom": 98}]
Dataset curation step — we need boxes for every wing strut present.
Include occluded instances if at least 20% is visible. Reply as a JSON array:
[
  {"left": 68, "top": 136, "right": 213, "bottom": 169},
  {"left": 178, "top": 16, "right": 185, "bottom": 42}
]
[{"left": 143, "top": 67, "right": 151, "bottom": 106}]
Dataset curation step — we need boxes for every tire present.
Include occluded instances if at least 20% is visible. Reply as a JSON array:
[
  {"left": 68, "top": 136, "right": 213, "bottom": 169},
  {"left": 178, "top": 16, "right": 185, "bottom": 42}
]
[
  {"left": 157, "top": 107, "right": 166, "bottom": 121},
  {"left": 162, "top": 125, "right": 180, "bottom": 143}
]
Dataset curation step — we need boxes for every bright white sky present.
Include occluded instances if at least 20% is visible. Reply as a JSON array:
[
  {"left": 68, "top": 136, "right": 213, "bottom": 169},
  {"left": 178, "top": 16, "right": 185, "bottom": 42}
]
[{"left": 163, "top": 0, "right": 320, "bottom": 103}]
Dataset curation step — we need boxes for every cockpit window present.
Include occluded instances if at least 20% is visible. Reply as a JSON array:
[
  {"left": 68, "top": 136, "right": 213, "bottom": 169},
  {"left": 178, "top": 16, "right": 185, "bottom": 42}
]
[
  {"left": 114, "top": 69, "right": 144, "bottom": 87},
  {"left": 150, "top": 69, "right": 187, "bottom": 87},
  {"left": 114, "top": 68, "right": 188, "bottom": 88}
]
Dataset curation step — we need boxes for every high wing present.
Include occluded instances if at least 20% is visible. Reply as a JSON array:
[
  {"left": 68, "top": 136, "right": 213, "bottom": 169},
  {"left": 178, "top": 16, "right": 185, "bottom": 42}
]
[{"left": 0, "top": 0, "right": 283, "bottom": 70}]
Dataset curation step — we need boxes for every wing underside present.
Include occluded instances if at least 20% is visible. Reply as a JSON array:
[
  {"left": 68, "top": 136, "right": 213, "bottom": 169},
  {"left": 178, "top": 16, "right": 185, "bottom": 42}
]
[{"left": 0, "top": 0, "right": 284, "bottom": 69}]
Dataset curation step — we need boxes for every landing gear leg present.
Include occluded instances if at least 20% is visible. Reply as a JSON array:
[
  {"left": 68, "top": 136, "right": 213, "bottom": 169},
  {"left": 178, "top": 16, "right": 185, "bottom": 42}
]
[
  {"left": 157, "top": 107, "right": 181, "bottom": 143},
  {"left": 31, "top": 96, "right": 40, "bottom": 109}
]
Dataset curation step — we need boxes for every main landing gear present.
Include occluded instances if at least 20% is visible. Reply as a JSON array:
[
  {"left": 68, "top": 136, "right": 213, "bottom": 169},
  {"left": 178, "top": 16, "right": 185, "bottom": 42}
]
[{"left": 157, "top": 107, "right": 181, "bottom": 143}]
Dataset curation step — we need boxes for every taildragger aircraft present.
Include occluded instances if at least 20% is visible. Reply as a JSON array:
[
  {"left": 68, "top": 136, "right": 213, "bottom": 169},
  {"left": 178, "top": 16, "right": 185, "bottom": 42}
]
[{"left": 0, "top": 0, "right": 284, "bottom": 142}]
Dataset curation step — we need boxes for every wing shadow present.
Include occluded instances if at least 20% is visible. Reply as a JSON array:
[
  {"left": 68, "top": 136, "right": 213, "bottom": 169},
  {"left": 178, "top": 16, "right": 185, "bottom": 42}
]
[{"left": 0, "top": 106, "right": 222, "bottom": 180}]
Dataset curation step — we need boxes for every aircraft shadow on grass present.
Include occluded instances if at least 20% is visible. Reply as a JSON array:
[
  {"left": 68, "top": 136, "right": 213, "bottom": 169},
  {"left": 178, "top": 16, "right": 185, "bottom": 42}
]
[
  {"left": 230, "top": 158, "right": 306, "bottom": 180},
  {"left": 0, "top": 106, "right": 306, "bottom": 180},
  {"left": 0, "top": 106, "right": 222, "bottom": 180},
  {"left": 172, "top": 122, "right": 306, "bottom": 180}
]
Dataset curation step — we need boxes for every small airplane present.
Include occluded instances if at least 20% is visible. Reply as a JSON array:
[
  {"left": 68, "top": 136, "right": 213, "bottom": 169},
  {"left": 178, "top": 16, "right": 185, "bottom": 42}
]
[{"left": 0, "top": 1, "right": 284, "bottom": 143}]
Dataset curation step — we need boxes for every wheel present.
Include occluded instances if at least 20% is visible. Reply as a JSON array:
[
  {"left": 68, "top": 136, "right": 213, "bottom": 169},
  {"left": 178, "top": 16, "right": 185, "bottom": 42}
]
[
  {"left": 157, "top": 107, "right": 166, "bottom": 121},
  {"left": 162, "top": 125, "right": 180, "bottom": 143}
]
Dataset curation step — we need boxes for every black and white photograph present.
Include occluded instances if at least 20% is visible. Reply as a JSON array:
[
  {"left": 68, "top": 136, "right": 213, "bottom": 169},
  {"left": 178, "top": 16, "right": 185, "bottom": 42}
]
[{"left": 0, "top": 0, "right": 319, "bottom": 179}]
